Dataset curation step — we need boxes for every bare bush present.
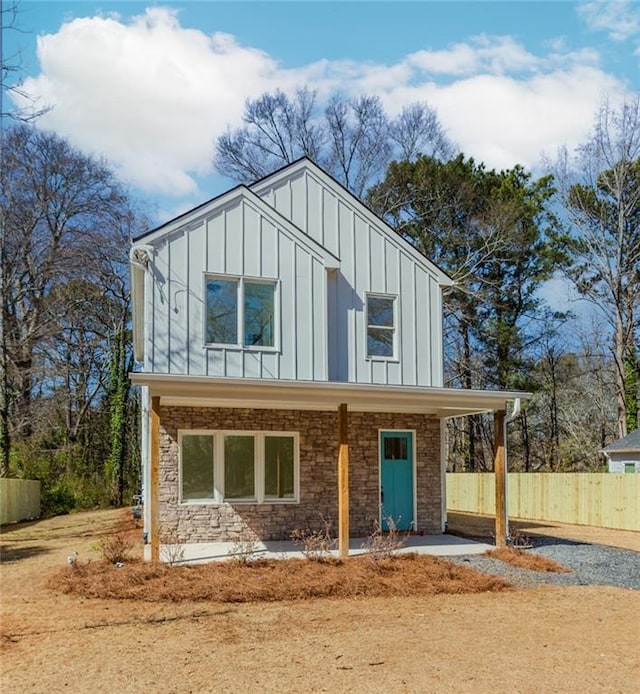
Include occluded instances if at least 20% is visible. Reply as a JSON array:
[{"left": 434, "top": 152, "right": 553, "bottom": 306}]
[
  {"left": 99, "top": 533, "right": 134, "bottom": 564},
  {"left": 291, "top": 515, "right": 336, "bottom": 561},
  {"left": 227, "top": 528, "right": 262, "bottom": 564},
  {"left": 362, "top": 517, "right": 409, "bottom": 563}
]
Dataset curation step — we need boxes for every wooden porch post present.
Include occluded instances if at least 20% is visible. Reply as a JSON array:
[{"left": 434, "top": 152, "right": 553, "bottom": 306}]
[
  {"left": 150, "top": 396, "right": 161, "bottom": 562},
  {"left": 494, "top": 409, "right": 507, "bottom": 549},
  {"left": 338, "top": 403, "right": 349, "bottom": 558}
]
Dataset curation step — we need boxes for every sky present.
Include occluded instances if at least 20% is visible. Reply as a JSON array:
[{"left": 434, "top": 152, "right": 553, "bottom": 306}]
[{"left": 3, "top": 0, "right": 639, "bottom": 227}]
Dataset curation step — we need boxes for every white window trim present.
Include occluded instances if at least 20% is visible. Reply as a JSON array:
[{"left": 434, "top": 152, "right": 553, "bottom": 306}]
[
  {"left": 365, "top": 292, "right": 398, "bottom": 361},
  {"left": 203, "top": 274, "right": 280, "bottom": 352},
  {"left": 178, "top": 429, "right": 299, "bottom": 505}
]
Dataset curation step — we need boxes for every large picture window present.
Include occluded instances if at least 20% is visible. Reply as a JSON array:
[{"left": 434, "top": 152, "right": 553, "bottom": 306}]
[
  {"left": 179, "top": 431, "right": 298, "bottom": 503},
  {"left": 366, "top": 293, "right": 396, "bottom": 359},
  {"left": 205, "top": 276, "right": 276, "bottom": 347}
]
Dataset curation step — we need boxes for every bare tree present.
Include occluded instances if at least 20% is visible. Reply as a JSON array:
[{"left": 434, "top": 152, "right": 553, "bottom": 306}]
[
  {"left": 0, "top": 123, "right": 139, "bottom": 476},
  {"left": 550, "top": 96, "right": 640, "bottom": 438},
  {"left": 214, "top": 88, "right": 456, "bottom": 195},
  {"left": 324, "top": 95, "right": 392, "bottom": 197},
  {"left": 1, "top": 1, "right": 49, "bottom": 121},
  {"left": 391, "top": 102, "right": 456, "bottom": 162},
  {"left": 215, "top": 88, "right": 323, "bottom": 182}
]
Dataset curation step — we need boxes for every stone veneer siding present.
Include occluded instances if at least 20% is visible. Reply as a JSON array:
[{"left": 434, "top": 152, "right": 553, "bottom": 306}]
[{"left": 158, "top": 406, "right": 443, "bottom": 543}]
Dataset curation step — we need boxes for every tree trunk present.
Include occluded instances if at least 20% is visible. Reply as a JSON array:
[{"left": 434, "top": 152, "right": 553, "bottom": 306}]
[{"left": 614, "top": 309, "right": 627, "bottom": 440}]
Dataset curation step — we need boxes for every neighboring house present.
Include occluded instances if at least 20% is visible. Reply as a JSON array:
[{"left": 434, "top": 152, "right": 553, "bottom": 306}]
[
  {"left": 130, "top": 158, "right": 526, "bottom": 560},
  {"left": 602, "top": 429, "right": 640, "bottom": 473}
]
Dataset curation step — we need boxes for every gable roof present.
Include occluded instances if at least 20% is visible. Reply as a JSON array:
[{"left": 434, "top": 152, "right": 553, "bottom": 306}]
[
  {"left": 129, "top": 183, "right": 340, "bottom": 362},
  {"left": 250, "top": 157, "right": 454, "bottom": 287},
  {"left": 602, "top": 429, "right": 640, "bottom": 454},
  {"left": 132, "top": 183, "right": 340, "bottom": 269}
]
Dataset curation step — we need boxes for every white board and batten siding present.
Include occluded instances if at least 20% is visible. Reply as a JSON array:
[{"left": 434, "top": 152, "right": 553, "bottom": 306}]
[
  {"left": 138, "top": 159, "right": 450, "bottom": 388},
  {"left": 252, "top": 161, "right": 448, "bottom": 387},
  {"left": 143, "top": 188, "right": 329, "bottom": 381}
]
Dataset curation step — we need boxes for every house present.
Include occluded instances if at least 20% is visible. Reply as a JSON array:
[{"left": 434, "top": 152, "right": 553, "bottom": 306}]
[
  {"left": 602, "top": 429, "right": 640, "bottom": 473},
  {"left": 129, "top": 158, "right": 527, "bottom": 560}
]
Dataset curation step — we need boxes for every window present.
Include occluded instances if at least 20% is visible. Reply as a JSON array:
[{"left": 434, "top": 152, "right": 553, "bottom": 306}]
[
  {"left": 366, "top": 294, "right": 396, "bottom": 359},
  {"left": 224, "top": 435, "right": 255, "bottom": 499},
  {"left": 383, "top": 435, "right": 408, "bottom": 460},
  {"left": 179, "top": 431, "right": 298, "bottom": 503},
  {"left": 264, "top": 435, "right": 295, "bottom": 499},
  {"left": 205, "top": 276, "right": 276, "bottom": 347},
  {"left": 181, "top": 434, "right": 214, "bottom": 501}
]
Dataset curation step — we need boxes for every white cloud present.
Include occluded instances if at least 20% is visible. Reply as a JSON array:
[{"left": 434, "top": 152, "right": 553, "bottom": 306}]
[
  {"left": 578, "top": 1, "right": 640, "bottom": 41},
  {"left": 18, "top": 8, "right": 287, "bottom": 196},
  {"left": 381, "top": 66, "right": 622, "bottom": 170},
  {"left": 11, "top": 7, "right": 634, "bottom": 197},
  {"left": 407, "top": 35, "right": 541, "bottom": 76}
]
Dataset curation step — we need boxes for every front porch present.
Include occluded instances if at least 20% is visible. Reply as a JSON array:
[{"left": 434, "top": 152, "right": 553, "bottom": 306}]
[
  {"left": 148, "top": 532, "right": 495, "bottom": 565},
  {"left": 131, "top": 374, "right": 528, "bottom": 561}
]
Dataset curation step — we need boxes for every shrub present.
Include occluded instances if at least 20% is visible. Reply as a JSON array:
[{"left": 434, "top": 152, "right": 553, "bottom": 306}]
[
  {"left": 291, "top": 515, "right": 336, "bottom": 561},
  {"left": 362, "top": 517, "right": 409, "bottom": 563},
  {"left": 41, "top": 481, "right": 76, "bottom": 517},
  {"left": 99, "top": 533, "right": 134, "bottom": 564}
]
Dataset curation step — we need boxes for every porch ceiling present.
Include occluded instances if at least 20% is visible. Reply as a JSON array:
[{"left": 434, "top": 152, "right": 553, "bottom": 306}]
[{"left": 130, "top": 373, "right": 530, "bottom": 418}]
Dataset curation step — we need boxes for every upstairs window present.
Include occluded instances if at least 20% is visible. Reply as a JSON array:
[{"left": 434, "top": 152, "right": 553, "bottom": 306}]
[
  {"left": 366, "top": 293, "right": 396, "bottom": 359},
  {"left": 206, "top": 276, "right": 276, "bottom": 348}
]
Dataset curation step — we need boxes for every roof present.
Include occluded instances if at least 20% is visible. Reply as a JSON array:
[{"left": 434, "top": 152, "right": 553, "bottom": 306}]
[
  {"left": 130, "top": 373, "right": 529, "bottom": 419},
  {"left": 250, "top": 157, "right": 454, "bottom": 287},
  {"left": 602, "top": 429, "right": 640, "bottom": 454},
  {"left": 128, "top": 183, "right": 341, "bottom": 361},
  {"left": 131, "top": 184, "right": 340, "bottom": 268},
  {"left": 134, "top": 157, "right": 454, "bottom": 287}
]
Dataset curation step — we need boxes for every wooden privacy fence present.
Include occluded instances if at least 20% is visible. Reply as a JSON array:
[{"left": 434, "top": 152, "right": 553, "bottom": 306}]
[
  {"left": 446, "top": 473, "right": 639, "bottom": 532},
  {"left": 0, "top": 479, "right": 41, "bottom": 525}
]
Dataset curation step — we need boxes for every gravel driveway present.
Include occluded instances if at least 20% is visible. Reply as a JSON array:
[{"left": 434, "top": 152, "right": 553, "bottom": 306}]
[{"left": 451, "top": 536, "right": 640, "bottom": 590}]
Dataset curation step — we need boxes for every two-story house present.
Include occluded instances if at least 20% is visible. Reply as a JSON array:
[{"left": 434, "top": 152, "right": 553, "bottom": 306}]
[{"left": 130, "top": 158, "right": 525, "bottom": 560}]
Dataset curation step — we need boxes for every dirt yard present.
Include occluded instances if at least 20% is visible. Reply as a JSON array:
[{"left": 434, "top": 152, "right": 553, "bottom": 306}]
[{"left": 1, "top": 509, "right": 638, "bottom": 694}]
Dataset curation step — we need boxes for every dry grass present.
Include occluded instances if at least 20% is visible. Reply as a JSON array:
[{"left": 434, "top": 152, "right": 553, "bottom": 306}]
[
  {"left": 48, "top": 553, "right": 511, "bottom": 603},
  {"left": 486, "top": 546, "right": 572, "bottom": 573},
  {"left": 4, "top": 509, "right": 640, "bottom": 694}
]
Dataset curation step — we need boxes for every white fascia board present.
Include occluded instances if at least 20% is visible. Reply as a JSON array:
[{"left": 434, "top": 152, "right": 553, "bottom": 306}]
[
  {"left": 129, "top": 373, "right": 529, "bottom": 417},
  {"left": 251, "top": 158, "right": 454, "bottom": 287},
  {"left": 133, "top": 185, "right": 340, "bottom": 270}
]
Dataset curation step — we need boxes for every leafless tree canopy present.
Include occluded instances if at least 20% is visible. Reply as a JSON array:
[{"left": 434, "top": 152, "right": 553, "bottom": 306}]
[
  {"left": 214, "top": 88, "right": 456, "bottom": 196},
  {"left": 548, "top": 95, "right": 640, "bottom": 438},
  {"left": 1, "top": 1, "right": 50, "bottom": 121},
  {"left": 0, "top": 124, "right": 146, "bottom": 504}
]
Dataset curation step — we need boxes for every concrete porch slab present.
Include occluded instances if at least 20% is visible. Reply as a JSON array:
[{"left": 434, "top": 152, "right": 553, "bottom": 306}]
[{"left": 149, "top": 534, "right": 494, "bottom": 565}]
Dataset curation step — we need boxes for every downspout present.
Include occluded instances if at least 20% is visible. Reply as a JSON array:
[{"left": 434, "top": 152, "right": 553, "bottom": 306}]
[
  {"left": 129, "top": 245, "right": 154, "bottom": 363},
  {"left": 507, "top": 398, "right": 521, "bottom": 423},
  {"left": 129, "top": 244, "right": 155, "bottom": 268},
  {"left": 503, "top": 398, "right": 521, "bottom": 541},
  {"left": 128, "top": 244, "right": 155, "bottom": 549}
]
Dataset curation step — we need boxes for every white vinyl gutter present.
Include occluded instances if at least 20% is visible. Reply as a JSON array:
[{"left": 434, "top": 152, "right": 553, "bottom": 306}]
[{"left": 500, "top": 397, "right": 522, "bottom": 541}]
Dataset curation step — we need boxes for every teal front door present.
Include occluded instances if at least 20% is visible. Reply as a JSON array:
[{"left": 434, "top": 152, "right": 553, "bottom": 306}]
[{"left": 380, "top": 431, "right": 414, "bottom": 531}]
